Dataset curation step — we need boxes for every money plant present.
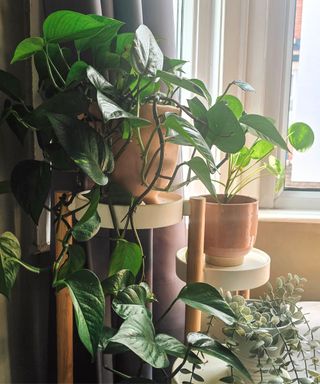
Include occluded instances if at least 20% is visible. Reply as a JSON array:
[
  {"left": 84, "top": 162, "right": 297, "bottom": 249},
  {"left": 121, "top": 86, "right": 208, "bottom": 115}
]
[{"left": 0, "top": 9, "right": 311, "bottom": 382}]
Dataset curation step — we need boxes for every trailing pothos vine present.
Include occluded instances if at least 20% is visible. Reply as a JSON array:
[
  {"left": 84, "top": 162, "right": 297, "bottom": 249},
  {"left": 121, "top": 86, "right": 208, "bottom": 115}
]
[{"left": 0, "top": 10, "right": 314, "bottom": 382}]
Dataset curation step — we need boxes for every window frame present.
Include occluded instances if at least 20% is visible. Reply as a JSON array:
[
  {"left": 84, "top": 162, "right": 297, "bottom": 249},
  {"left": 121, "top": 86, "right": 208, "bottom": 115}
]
[{"left": 222, "top": 0, "right": 320, "bottom": 209}]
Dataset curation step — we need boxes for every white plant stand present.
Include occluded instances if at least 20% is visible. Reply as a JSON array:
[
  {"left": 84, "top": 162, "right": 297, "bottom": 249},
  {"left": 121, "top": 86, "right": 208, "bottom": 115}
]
[
  {"left": 70, "top": 191, "right": 184, "bottom": 229},
  {"left": 174, "top": 247, "right": 271, "bottom": 384},
  {"left": 176, "top": 247, "right": 271, "bottom": 294}
]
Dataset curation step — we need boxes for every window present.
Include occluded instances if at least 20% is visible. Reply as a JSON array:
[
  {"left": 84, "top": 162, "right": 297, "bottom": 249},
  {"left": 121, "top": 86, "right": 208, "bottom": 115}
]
[
  {"left": 177, "top": 0, "right": 320, "bottom": 209},
  {"left": 285, "top": 0, "right": 320, "bottom": 191},
  {"left": 219, "top": 0, "right": 320, "bottom": 209},
  {"left": 175, "top": 0, "right": 223, "bottom": 199}
]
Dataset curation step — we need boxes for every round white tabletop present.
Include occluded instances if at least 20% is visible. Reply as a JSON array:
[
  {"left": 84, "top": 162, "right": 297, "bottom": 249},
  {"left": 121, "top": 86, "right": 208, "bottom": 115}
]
[
  {"left": 176, "top": 247, "right": 270, "bottom": 291},
  {"left": 172, "top": 355, "right": 230, "bottom": 384},
  {"left": 70, "top": 191, "right": 184, "bottom": 229}
]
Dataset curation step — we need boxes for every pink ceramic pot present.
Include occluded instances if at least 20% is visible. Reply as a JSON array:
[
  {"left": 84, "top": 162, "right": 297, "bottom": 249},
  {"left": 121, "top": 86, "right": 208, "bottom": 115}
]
[
  {"left": 111, "top": 104, "right": 180, "bottom": 204},
  {"left": 204, "top": 195, "right": 258, "bottom": 267}
]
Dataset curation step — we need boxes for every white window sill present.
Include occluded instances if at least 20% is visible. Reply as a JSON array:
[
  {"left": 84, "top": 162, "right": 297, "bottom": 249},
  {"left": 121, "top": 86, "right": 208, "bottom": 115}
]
[{"left": 259, "top": 209, "right": 320, "bottom": 224}]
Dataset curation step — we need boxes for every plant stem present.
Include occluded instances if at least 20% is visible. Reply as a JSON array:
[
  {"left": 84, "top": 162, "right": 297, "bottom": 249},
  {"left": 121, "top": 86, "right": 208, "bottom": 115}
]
[
  {"left": 103, "top": 365, "right": 132, "bottom": 380},
  {"left": 159, "top": 96, "right": 206, "bottom": 126},
  {"left": 129, "top": 214, "right": 145, "bottom": 282},
  {"left": 43, "top": 49, "right": 64, "bottom": 91},
  {"left": 156, "top": 298, "right": 178, "bottom": 325},
  {"left": 126, "top": 98, "right": 165, "bottom": 217},
  {"left": 47, "top": 54, "right": 66, "bottom": 86},
  {"left": 168, "top": 346, "right": 191, "bottom": 380},
  {"left": 108, "top": 203, "right": 120, "bottom": 238},
  {"left": 275, "top": 326, "right": 300, "bottom": 382}
]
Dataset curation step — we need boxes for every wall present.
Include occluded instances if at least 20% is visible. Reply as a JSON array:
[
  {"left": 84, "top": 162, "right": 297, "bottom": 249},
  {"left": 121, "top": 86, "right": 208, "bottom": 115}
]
[{"left": 252, "top": 221, "right": 320, "bottom": 300}]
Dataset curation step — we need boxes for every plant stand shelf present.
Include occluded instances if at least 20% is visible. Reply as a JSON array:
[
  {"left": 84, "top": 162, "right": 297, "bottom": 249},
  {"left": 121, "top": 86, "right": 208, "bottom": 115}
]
[
  {"left": 173, "top": 248, "right": 271, "bottom": 384},
  {"left": 71, "top": 191, "right": 184, "bottom": 229},
  {"left": 176, "top": 247, "right": 270, "bottom": 293}
]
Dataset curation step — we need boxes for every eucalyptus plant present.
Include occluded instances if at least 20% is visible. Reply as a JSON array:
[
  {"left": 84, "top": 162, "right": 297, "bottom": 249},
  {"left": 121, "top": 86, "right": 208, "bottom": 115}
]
[{"left": 215, "top": 274, "right": 320, "bottom": 383}]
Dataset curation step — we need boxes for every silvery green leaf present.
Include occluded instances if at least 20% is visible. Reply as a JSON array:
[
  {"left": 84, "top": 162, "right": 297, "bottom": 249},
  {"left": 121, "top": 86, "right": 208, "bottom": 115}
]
[{"left": 131, "top": 25, "right": 163, "bottom": 76}]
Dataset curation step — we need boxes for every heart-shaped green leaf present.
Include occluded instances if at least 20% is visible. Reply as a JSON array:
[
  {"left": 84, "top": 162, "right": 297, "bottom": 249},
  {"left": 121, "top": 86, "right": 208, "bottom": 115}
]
[
  {"left": 155, "top": 334, "right": 202, "bottom": 364},
  {"left": 48, "top": 114, "right": 110, "bottom": 185},
  {"left": 231, "top": 147, "right": 251, "bottom": 169},
  {"left": 112, "top": 284, "right": 151, "bottom": 319},
  {"left": 72, "top": 187, "right": 101, "bottom": 242},
  {"left": 110, "top": 311, "right": 169, "bottom": 368},
  {"left": 101, "top": 269, "right": 135, "bottom": 296},
  {"left": 206, "top": 101, "right": 245, "bottom": 153},
  {"left": 190, "top": 79, "right": 212, "bottom": 106},
  {"left": 116, "top": 33, "right": 134, "bottom": 55},
  {"left": 112, "top": 300, "right": 149, "bottom": 320},
  {"left": 108, "top": 240, "right": 143, "bottom": 277},
  {"left": 2, "top": 102, "right": 30, "bottom": 144},
  {"left": 233, "top": 80, "right": 255, "bottom": 92},
  {"left": 220, "top": 94, "right": 243, "bottom": 119},
  {"left": 43, "top": 10, "right": 105, "bottom": 43},
  {"left": 250, "top": 140, "right": 274, "bottom": 159},
  {"left": 11, "top": 37, "right": 44, "bottom": 64},
  {"left": 188, "top": 333, "right": 252, "bottom": 382},
  {"left": 178, "top": 282, "right": 235, "bottom": 325},
  {"left": 165, "top": 114, "right": 215, "bottom": 170},
  {"left": 11, "top": 160, "right": 51, "bottom": 224},
  {"left": 157, "top": 70, "right": 210, "bottom": 101},
  {"left": 63, "top": 269, "right": 105, "bottom": 357},
  {"left": 163, "top": 57, "right": 187, "bottom": 73},
  {"left": 66, "top": 61, "right": 88, "bottom": 86},
  {"left": 240, "top": 114, "right": 288, "bottom": 150},
  {"left": 187, "top": 157, "right": 216, "bottom": 197},
  {"left": 97, "top": 91, "right": 150, "bottom": 127},
  {"left": 57, "top": 244, "right": 86, "bottom": 281},
  {"left": 0, "top": 232, "right": 21, "bottom": 298},
  {"left": 131, "top": 25, "right": 163, "bottom": 76},
  {"left": 288, "top": 122, "right": 314, "bottom": 152},
  {"left": 87, "top": 66, "right": 113, "bottom": 94},
  {"left": 266, "top": 155, "right": 285, "bottom": 192},
  {"left": 75, "top": 15, "right": 123, "bottom": 53}
]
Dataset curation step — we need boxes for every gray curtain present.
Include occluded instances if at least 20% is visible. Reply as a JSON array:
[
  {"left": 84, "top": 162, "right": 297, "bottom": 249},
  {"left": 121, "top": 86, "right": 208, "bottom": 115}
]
[
  {"left": 4, "top": 1, "right": 186, "bottom": 382},
  {"left": 0, "top": 1, "right": 50, "bottom": 384}
]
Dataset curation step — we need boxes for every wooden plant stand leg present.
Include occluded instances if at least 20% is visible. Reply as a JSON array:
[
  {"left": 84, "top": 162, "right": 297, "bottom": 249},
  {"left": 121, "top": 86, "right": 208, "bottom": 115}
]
[
  {"left": 55, "top": 192, "right": 73, "bottom": 384},
  {"left": 239, "top": 289, "right": 250, "bottom": 299},
  {"left": 185, "top": 197, "right": 206, "bottom": 336}
]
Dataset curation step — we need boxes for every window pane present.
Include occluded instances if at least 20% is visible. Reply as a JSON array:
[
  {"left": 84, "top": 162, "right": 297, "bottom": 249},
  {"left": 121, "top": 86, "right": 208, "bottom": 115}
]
[{"left": 286, "top": 0, "right": 320, "bottom": 190}]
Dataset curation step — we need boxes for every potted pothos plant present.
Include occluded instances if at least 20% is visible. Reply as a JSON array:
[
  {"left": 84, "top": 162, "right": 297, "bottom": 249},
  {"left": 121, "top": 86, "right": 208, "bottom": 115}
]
[
  {"left": 202, "top": 90, "right": 314, "bottom": 267},
  {"left": 0, "top": 9, "right": 313, "bottom": 382},
  {"left": 0, "top": 10, "right": 254, "bottom": 383}
]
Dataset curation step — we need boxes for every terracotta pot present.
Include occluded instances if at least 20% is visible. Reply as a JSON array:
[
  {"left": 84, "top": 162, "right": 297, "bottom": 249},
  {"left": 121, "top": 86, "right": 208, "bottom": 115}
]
[
  {"left": 204, "top": 195, "right": 258, "bottom": 267},
  {"left": 111, "top": 103, "right": 180, "bottom": 204}
]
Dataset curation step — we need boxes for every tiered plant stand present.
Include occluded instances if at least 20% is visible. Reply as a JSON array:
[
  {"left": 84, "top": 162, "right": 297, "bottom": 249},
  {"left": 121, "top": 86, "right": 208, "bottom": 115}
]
[
  {"left": 62, "top": 191, "right": 185, "bottom": 382},
  {"left": 173, "top": 198, "right": 271, "bottom": 384}
]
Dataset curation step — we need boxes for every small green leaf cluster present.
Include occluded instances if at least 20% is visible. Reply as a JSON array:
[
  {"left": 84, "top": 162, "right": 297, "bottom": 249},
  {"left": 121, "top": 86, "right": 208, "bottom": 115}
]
[{"left": 216, "top": 274, "right": 320, "bottom": 383}]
